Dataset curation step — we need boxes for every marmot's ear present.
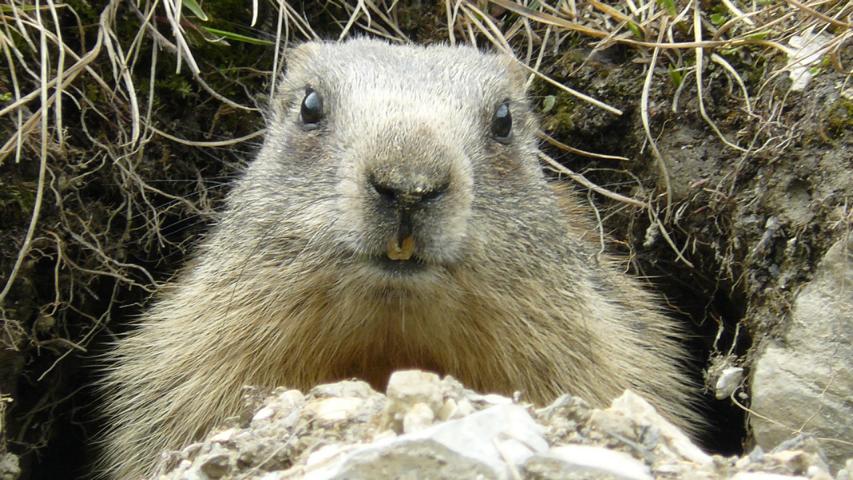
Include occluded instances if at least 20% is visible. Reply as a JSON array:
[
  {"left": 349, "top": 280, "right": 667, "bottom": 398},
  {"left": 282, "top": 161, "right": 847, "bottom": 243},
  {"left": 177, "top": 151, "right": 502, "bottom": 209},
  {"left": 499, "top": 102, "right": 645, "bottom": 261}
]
[
  {"left": 277, "top": 41, "right": 323, "bottom": 83},
  {"left": 497, "top": 54, "right": 530, "bottom": 93}
]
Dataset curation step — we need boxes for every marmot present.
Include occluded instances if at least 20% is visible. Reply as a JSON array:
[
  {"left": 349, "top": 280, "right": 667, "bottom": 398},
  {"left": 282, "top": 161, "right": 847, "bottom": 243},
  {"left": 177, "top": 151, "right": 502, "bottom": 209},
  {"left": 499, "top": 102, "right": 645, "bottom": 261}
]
[{"left": 101, "top": 38, "right": 698, "bottom": 479}]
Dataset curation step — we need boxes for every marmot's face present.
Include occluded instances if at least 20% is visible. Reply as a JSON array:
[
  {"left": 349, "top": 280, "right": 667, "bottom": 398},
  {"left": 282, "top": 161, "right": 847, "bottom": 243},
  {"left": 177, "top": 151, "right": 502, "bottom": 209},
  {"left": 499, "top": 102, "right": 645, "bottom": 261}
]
[{"left": 253, "top": 40, "right": 549, "bottom": 287}]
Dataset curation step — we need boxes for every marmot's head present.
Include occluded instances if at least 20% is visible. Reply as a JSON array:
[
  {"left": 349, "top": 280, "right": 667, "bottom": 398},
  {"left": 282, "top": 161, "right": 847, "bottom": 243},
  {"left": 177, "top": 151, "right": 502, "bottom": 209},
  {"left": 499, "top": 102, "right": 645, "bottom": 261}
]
[{"left": 238, "top": 39, "right": 558, "bottom": 288}]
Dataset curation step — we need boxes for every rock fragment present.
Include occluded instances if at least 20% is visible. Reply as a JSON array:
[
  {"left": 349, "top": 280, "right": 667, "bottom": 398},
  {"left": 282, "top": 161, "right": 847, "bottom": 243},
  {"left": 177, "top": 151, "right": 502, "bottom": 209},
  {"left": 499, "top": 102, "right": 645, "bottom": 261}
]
[
  {"left": 304, "top": 403, "right": 546, "bottom": 480},
  {"left": 0, "top": 453, "right": 20, "bottom": 480},
  {"left": 750, "top": 237, "right": 853, "bottom": 469},
  {"left": 524, "top": 445, "right": 653, "bottom": 480}
]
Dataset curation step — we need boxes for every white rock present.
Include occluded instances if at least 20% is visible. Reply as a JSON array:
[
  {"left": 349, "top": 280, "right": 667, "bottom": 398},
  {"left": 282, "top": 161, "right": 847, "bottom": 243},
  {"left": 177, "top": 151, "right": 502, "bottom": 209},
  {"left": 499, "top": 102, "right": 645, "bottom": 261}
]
[
  {"left": 209, "top": 428, "right": 237, "bottom": 443},
  {"left": 306, "top": 397, "right": 365, "bottom": 423},
  {"left": 414, "top": 403, "right": 547, "bottom": 467},
  {"left": 454, "top": 398, "right": 475, "bottom": 418},
  {"left": 304, "top": 438, "right": 497, "bottom": 479},
  {"left": 837, "top": 458, "right": 853, "bottom": 480},
  {"left": 786, "top": 27, "right": 833, "bottom": 91},
  {"left": 258, "top": 473, "right": 287, "bottom": 480},
  {"left": 715, "top": 367, "right": 744, "bottom": 399},
  {"left": 305, "top": 443, "right": 356, "bottom": 467},
  {"left": 402, "top": 402, "right": 435, "bottom": 433},
  {"left": 251, "top": 406, "right": 275, "bottom": 423},
  {"left": 303, "top": 403, "right": 547, "bottom": 480},
  {"left": 807, "top": 465, "right": 833, "bottom": 480},
  {"left": 436, "top": 397, "right": 457, "bottom": 421},
  {"left": 383, "top": 370, "right": 445, "bottom": 433},
  {"left": 527, "top": 445, "right": 653, "bottom": 480},
  {"left": 310, "top": 380, "right": 375, "bottom": 399},
  {"left": 276, "top": 389, "right": 306, "bottom": 408},
  {"left": 731, "top": 473, "right": 807, "bottom": 480},
  {"left": 474, "top": 393, "right": 513, "bottom": 405},
  {"left": 607, "top": 390, "right": 712, "bottom": 465},
  {"left": 251, "top": 389, "right": 304, "bottom": 430},
  {"left": 386, "top": 370, "right": 443, "bottom": 411}
]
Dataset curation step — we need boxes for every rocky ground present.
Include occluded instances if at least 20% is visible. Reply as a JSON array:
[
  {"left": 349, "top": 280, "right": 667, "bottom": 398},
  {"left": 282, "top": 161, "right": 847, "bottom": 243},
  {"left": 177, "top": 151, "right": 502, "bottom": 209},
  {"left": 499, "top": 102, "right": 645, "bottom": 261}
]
[{"left": 154, "top": 371, "right": 850, "bottom": 480}]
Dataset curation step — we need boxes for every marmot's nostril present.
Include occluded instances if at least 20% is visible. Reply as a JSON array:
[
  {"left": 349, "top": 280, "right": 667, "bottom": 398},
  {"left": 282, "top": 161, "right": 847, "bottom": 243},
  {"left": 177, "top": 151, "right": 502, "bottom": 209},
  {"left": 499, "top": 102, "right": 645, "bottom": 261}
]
[
  {"left": 369, "top": 176, "right": 398, "bottom": 202},
  {"left": 420, "top": 181, "right": 449, "bottom": 202}
]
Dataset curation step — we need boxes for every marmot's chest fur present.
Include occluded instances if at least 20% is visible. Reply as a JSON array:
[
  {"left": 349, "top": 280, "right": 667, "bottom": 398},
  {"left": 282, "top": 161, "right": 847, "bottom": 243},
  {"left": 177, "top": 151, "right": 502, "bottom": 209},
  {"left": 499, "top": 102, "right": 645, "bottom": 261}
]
[{"left": 100, "top": 38, "right": 697, "bottom": 479}]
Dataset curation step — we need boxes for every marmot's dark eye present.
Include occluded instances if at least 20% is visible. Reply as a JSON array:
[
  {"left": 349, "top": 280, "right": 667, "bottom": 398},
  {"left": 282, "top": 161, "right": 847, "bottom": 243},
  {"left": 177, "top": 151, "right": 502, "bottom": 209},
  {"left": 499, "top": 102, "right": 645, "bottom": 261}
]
[
  {"left": 300, "top": 88, "right": 324, "bottom": 127},
  {"left": 490, "top": 101, "right": 512, "bottom": 143}
]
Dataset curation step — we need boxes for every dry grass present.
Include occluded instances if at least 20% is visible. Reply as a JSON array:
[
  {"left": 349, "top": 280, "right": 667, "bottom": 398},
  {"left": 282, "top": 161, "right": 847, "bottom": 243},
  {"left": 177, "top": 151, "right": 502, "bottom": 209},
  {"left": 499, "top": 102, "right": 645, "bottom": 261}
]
[{"left": 451, "top": 0, "right": 850, "bottom": 265}]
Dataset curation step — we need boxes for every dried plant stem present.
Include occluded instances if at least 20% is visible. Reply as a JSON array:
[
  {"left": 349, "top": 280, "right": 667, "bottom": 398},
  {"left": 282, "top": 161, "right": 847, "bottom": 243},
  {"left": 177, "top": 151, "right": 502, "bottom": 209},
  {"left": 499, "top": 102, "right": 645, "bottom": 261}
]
[
  {"left": 720, "top": 0, "right": 756, "bottom": 27},
  {"left": 540, "top": 132, "right": 630, "bottom": 162},
  {"left": 693, "top": 0, "right": 747, "bottom": 153},
  {"left": 786, "top": 0, "right": 852, "bottom": 28},
  {"left": 0, "top": 31, "right": 24, "bottom": 164},
  {"left": 0, "top": 0, "right": 51, "bottom": 304},
  {"left": 539, "top": 152, "right": 646, "bottom": 209},
  {"left": 151, "top": 127, "right": 266, "bottom": 147},
  {"left": 641, "top": 17, "right": 673, "bottom": 221}
]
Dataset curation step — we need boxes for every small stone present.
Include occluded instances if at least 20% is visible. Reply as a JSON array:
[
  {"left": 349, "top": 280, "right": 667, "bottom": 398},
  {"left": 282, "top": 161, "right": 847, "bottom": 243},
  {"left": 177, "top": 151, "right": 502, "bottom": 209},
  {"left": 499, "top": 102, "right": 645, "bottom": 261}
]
[
  {"left": 386, "top": 370, "right": 443, "bottom": 411},
  {"left": 383, "top": 370, "right": 445, "bottom": 432},
  {"left": 305, "top": 443, "right": 352, "bottom": 467},
  {"left": 806, "top": 465, "right": 832, "bottom": 480},
  {"left": 737, "top": 455, "right": 753, "bottom": 469},
  {"left": 180, "top": 443, "right": 203, "bottom": 458},
  {"left": 258, "top": 472, "right": 288, "bottom": 480},
  {"left": 476, "top": 393, "right": 513, "bottom": 405},
  {"left": 402, "top": 402, "right": 435, "bottom": 433},
  {"left": 604, "top": 391, "right": 712, "bottom": 465},
  {"left": 715, "top": 367, "right": 744, "bottom": 399},
  {"left": 731, "top": 474, "right": 808, "bottom": 480},
  {"left": 306, "top": 397, "right": 365, "bottom": 423},
  {"left": 410, "top": 404, "right": 547, "bottom": 473},
  {"left": 454, "top": 398, "right": 475, "bottom": 418},
  {"left": 588, "top": 407, "right": 637, "bottom": 443},
  {"left": 310, "top": 380, "right": 376, "bottom": 399},
  {"left": 437, "top": 397, "right": 456, "bottom": 421},
  {"left": 768, "top": 449, "right": 825, "bottom": 474},
  {"left": 836, "top": 459, "right": 853, "bottom": 480},
  {"left": 524, "top": 445, "right": 653, "bottom": 480},
  {"left": 199, "top": 453, "right": 231, "bottom": 478},
  {"left": 750, "top": 446, "right": 767, "bottom": 462},
  {"left": 252, "top": 406, "right": 275, "bottom": 423},
  {"left": 209, "top": 428, "right": 236, "bottom": 443},
  {"left": 275, "top": 389, "right": 306, "bottom": 408},
  {"left": 371, "top": 430, "right": 396, "bottom": 442},
  {"left": 0, "top": 453, "right": 21, "bottom": 480}
]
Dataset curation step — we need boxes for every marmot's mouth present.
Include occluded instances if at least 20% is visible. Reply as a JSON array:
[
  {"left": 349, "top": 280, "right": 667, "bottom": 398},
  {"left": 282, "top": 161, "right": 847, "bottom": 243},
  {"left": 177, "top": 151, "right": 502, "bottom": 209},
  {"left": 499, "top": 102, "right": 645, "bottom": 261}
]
[{"left": 369, "top": 254, "right": 428, "bottom": 275}]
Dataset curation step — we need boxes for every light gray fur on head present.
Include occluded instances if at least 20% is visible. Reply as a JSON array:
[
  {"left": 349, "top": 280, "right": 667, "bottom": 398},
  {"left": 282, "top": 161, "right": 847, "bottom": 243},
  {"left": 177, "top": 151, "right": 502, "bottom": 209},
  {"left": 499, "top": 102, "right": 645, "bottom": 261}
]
[{"left": 219, "top": 39, "right": 567, "bottom": 290}]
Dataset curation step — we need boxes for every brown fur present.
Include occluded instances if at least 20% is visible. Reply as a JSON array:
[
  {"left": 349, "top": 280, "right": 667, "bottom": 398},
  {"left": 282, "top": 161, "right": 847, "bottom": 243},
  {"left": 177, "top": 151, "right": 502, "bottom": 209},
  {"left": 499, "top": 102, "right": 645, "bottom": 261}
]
[{"left": 100, "top": 39, "right": 698, "bottom": 479}]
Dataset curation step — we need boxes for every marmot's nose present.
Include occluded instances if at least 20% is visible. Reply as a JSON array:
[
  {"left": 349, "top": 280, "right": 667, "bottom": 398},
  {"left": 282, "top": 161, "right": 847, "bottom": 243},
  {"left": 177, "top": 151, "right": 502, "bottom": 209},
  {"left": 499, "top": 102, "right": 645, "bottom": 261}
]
[{"left": 368, "top": 175, "right": 449, "bottom": 210}]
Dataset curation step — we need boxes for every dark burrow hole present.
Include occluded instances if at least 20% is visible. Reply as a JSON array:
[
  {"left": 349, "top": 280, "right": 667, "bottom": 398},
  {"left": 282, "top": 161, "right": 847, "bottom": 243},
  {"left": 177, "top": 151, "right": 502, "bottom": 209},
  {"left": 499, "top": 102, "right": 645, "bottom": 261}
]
[
  {"left": 9, "top": 283, "right": 142, "bottom": 480},
  {"left": 9, "top": 215, "right": 204, "bottom": 479},
  {"left": 652, "top": 269, "right": 752, "bottom": 456}
]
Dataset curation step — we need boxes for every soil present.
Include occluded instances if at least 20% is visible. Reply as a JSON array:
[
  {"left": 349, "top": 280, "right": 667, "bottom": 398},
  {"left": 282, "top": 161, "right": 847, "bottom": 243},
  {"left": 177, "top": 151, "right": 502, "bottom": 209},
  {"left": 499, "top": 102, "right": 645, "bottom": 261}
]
[{"left": 0, "top": 3, "right": 850, "bottom": 479}]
